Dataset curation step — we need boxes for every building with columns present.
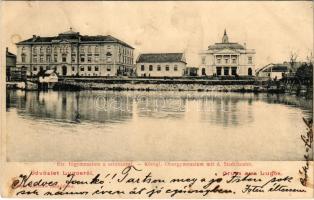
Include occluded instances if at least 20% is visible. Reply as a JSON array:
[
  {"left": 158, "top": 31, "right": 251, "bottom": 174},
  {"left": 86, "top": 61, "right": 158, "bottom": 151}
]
[
  {"left": 199, "top": 30, "right": 256, "bottom": 77},
  {"left": 16, "top": 28, "right": 134, "bottom": 77}
]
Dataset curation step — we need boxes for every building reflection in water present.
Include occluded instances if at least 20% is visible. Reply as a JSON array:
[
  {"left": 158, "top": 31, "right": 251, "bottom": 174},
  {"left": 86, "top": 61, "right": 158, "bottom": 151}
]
[
  {"left": 6, "top": 90, "right": 134, "bottom": 124},
  {"left": 6, "top": 90, "right": 312, "bottom": 127}
]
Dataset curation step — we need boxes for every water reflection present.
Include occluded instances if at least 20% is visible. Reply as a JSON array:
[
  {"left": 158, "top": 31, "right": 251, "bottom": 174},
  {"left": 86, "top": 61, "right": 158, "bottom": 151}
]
[
  {"left": 6, "top": 90, "right": 312, "bottom": 127},
  {"left": 5, "top": 89, "right": 313, "bottom": 161}
]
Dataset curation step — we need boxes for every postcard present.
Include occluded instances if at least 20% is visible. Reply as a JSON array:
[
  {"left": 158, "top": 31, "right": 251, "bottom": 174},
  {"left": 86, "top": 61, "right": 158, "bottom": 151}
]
[{"left": 0, "top": 1, "right": 313, "bottom": 198}]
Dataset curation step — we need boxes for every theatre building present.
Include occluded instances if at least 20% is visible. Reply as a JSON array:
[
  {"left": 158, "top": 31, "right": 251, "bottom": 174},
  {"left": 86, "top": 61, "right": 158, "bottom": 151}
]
[
  {"left": 136, "top": 53, "right": 187, "bottom": 77},
  {"left": 199, "top": 30, "right": 256, "bottom": 77},
  {"left": 15, "top": 28, "right": 134, "bottom": 77}
]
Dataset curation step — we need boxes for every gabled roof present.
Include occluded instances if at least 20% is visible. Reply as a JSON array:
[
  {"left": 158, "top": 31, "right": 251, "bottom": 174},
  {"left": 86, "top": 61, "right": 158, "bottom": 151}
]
[{"left": 137, "top": 53, "right": 186, "bottom": 63}]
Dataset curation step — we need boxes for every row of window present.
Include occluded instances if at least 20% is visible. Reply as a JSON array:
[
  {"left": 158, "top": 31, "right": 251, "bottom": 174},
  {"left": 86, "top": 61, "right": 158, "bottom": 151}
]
[
  {"left": 32, "top": 65, "right": 113, "bottom": 72},
  {"left": 140, "top": 64, "right": 179, "bottom": 72},
  {"left": 201, "top": 56, "right": 253, "bottom": 65},
  {"left": 22, "top": 45, "right": 133, "bottom": 56},
  {"left": 28, "top": 54, "right": 114, "bottom": 63}
]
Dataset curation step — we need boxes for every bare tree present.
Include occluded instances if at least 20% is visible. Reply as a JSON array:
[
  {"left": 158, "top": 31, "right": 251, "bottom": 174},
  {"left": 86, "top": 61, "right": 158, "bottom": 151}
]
[{"left": 289, "top": 51, "right": 298, "bottom": 73}]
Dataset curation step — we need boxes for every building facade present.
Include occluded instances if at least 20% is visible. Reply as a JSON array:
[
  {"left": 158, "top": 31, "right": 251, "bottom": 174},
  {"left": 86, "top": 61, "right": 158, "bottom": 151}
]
[
  {"left": 16, "top": 28, "right": 134, "bottom": 77},
  {"left": 199, "top": 30, "right": 256, "bottom": 77},
  {"left": 136, "top": 53, "right": 187, "bottom": 77},
  {"left": 6, "top": 47, "right": 26, "bottom": 81}
]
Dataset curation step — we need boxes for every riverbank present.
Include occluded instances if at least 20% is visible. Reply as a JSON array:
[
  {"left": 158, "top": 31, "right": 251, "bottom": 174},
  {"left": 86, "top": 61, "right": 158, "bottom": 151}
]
[{"left": 54, "top": 81, "right": 260, "bottom": 92}]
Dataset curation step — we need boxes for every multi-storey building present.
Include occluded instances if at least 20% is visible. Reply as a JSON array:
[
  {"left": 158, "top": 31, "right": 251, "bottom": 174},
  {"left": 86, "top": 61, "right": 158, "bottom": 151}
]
[
  {"left": 199, "top": 30, "right": 256, "bottom": 76},
  {"left": 16, "top": 28, "right": 134, "bottom": 77},
  {"left": 136, "top": 53, "right": 187, "bottom": 77}
]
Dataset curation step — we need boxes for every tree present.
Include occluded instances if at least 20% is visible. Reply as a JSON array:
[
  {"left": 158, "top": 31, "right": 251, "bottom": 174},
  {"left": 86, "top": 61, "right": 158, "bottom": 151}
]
[{"left": 295, "top": 62, "right": 313, "bottom": 82}]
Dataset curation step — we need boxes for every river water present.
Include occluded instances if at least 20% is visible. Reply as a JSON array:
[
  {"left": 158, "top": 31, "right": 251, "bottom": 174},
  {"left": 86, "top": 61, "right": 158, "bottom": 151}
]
[{"left": 5, "top": 90, "right": 312, "bottom": 161}]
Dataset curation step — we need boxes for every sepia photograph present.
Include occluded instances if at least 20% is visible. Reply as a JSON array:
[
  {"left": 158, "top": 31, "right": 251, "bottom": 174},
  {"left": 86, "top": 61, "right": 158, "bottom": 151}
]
[{"left": 2, "top": 1, "right": 313, "bottom": 163}]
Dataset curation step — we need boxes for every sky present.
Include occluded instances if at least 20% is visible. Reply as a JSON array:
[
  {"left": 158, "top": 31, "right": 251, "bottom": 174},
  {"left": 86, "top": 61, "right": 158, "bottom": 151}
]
[{"left": 1, "top": 1, "right": 313, "bottom": 69}]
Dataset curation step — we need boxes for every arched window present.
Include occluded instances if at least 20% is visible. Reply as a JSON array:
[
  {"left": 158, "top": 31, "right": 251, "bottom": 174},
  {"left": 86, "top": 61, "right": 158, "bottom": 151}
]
[{"left": 248, "top": 68, "right": 253, "bottom": 76}]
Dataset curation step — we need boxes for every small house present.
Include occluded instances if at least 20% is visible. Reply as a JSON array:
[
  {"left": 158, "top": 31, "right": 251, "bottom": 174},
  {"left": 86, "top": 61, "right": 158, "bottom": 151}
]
[{"left": 136, "top": 53, "right": 187, "bottom": 77}]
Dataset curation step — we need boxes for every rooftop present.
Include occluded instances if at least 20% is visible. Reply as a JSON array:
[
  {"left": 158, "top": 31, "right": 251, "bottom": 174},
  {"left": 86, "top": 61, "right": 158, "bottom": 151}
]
[
  {"left": 16, "top": 28, "right": 134, "bottom": 49},
  {"left": 208, "top": 30, "right": 246, "bottom": 50},
  {"left": 137, "top": 53, "right": 186, "bottom": 63},
  {"left": 257, "top": 63, "right": 289, "bottom": 73}
]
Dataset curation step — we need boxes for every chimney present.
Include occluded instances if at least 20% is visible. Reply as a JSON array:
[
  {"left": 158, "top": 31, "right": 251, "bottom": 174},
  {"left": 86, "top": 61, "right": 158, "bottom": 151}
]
[{"left": 6, "top": 47, "right": 8, "bottom": 53}]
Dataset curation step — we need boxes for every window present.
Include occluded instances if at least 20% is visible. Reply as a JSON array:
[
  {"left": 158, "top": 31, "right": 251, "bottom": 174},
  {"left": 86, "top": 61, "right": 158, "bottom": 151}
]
[
  {"left": 88, "top": 56, "right": 92, "bottom": 63},
  {"left": 149, "top": 65, "right": 153, "bottom": 71},
  {"left": 106, "top": 52, "right": 112, "bottom": 62},
  {"left": 224, "top": 67, "right": 229, "bottom": 75},
  {"left": 40, "top": 47, "right": 44, "bottom": 54},
  {"left": 72, "top": 66, "right": 75, "bottom": 71},
  {"left": 232, "top": 58, "right": 236, "bottom": 64},
  {"left": 107, "top": 45, "right": 111, "bottom": 49},
  {"left": 174, "top": 65, "right": 178, "bottom": 71},
  {"left": 62, "top": 54, "right": 67, "bottom": 62},
  {"left": 80, "top": 47, "right": 85, "bottom": 53},
  {"left": 33, "top": 55, "right": 37, "bottom": 63},
  {"left": 202, "top": 68, "right": 206, "bottom": 75},
  {"left": 225, "top": 58, "right": 229, "bottom": 64},
  {"left": 21, "top": 47, "right": 26, "bottom": 53},
  {"left": 217, "top": 58, "right": 221, "bottom": 64},
  {"left": 80, "top": 66, "right": 84, "bottom": 71},
  {"left": 94, "top": 55, "right": 99, "bottom": 63},
  {"left": 95, "top": 46, "right": 99, "bottom": 54},
  {"left": 80, "top": 55, "right": 85, "bottom": 62},
  {"left": 71, "top": 46, "right": 76, "bottom": 53},
  {"left": 53, "top": 47, "right": 57, "bottom": 53},
  {"left": 33, "top": 47, "right": 37, "bottom": 54},
  {"left": 248, "top": 57, "right": 252, "bottom": 64},
  {"left": 248, "top": 68, "right": 253, "bottom": 76},
  {"left": 88, "top": 46, "right": 91, "bottom": 53},
  {"left": 216, "top": 67, "right": 222, "bottom": 76},
  {"left": 21, "top": 54, "right": 26, "bottom": 63},
  {"left": 141, "top": 65, "right": 145, "bottom": 71},
  {"left": 71, "top": 55, "right": 76, "bottom": 62},
  {"left": 95, "top": 66, "right": 99, "bottom": 71},
  {"left": 46, "top": 55, "right": 51, "bottom": 62},
  {"left": 33, "top": 66, "right": 37, "bottom": 71},
  {"left": 107, "top": 66, "right": 111, "bottom": 71},
  {"left": 54, "top": 54, "right": 58, "bottom": 62},
  {"left": 165, "top": 65, "right": 169, "bottom": 71},
  {"left": 88, "top": 66, "right": 91, "bottom": 71},
  {"left": 40, "top": 55, "right": 44, "bottom": 63},
  {"left": 231, "top": 67, "right": 237, "bottom": 75},
  {"left": 47, "top": 47, "right": 51, "bottom": 54},
  {"left": 202, "top": 56, "right": 206, "bottom": 64},
  {"left": 157, "top": 65, "right": 161, "bottom": 71}
]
